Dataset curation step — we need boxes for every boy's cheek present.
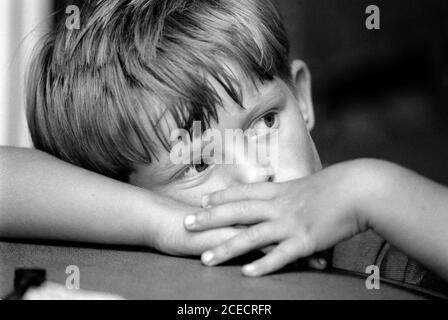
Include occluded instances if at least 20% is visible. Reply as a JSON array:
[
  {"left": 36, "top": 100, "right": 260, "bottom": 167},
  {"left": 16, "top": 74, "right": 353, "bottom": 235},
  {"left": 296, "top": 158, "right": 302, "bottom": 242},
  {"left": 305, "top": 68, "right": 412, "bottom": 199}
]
[
  {"left": 273, "top": 128, "right": 321, "bottom": 182},
  {"left": 268, "top": 102, "right": 321, "bottom": 182}
]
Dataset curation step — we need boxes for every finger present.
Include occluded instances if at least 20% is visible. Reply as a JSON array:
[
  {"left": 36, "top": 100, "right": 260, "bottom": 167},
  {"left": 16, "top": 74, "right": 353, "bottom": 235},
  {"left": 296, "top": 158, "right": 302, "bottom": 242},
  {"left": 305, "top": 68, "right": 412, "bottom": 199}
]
[
  {"left": 307, "top": 249, "right": 332, "bottom": 270},
  {"left": 201, "top": 222, "right": 281, "bottom": 266},
  {"left": 189, "top": 227, "right": 241, "bottom": 254},
  {"left": 242, "top": 236, "right": 315, "bottom": 277},
  {"left": 184, "top": 200, "right": 274, "bottom": 231},
  {"left": 202, "top": 182, "right": 279, "bottom": 208},
  {"left": 241, "top": 239, "right": 299, "bottom": 277},
  {"left": 307, "top": 256, "right": 327, "bottom": 270},
  {"left": 261, "top": 245, "right": 276, "bottom": 254}
]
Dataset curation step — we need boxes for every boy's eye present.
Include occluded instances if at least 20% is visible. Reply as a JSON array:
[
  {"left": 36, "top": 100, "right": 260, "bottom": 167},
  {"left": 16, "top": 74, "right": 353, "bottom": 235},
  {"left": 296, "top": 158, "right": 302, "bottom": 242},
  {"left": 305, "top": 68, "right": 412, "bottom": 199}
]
[
  {"left": 263, "top": 113, "right": 276, "bottom": 127},
  {"left": 179, "top": 159, "right": 210, "bottom": 179},
  {"left": 251, "top": 111, "right": 279, "bottom": 133}
]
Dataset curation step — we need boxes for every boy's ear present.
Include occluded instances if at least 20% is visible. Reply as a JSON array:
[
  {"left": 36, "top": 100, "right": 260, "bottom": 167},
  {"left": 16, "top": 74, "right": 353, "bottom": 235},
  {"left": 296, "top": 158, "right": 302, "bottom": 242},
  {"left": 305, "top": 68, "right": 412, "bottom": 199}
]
[{"left": 290, "top": 59, "right": 315, "bottom": 130}]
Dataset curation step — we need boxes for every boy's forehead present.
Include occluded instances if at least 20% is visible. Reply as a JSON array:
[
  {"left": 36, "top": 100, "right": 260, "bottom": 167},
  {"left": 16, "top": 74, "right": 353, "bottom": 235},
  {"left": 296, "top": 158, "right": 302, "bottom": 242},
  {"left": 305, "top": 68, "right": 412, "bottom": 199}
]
[{"left": 207, "top": 60, "right": 284, "bottom": 115}]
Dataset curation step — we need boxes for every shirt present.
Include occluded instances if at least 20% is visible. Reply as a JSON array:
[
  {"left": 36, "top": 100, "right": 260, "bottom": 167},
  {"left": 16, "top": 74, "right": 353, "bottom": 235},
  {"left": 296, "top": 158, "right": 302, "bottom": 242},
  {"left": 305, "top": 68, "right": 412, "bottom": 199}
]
[{"left": 332, "top": 230, "right": 448, "bottom": 297}]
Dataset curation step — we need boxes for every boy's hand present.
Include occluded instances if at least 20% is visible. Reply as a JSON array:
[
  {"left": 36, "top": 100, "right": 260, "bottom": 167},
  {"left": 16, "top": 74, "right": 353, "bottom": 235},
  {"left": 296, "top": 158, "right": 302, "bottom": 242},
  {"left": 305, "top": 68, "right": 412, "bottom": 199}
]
[
  {"left": 183, "top": 160, "right": 372, "bottom": 276},
  {"left": 146, "top": 196, "right": 241, "bottom": 256}
]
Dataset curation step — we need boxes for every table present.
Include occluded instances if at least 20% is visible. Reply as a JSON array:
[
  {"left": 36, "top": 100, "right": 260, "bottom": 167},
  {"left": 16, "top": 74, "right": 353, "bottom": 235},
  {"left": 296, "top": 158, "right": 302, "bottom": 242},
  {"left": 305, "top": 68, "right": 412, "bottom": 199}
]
[{"left": 0, "top": 240, "right": 432, "bottom": 299}]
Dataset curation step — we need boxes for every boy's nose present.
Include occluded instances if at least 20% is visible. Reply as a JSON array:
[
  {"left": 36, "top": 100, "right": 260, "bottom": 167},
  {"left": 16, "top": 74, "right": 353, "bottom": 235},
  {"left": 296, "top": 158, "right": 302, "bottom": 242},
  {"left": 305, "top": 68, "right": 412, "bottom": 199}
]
[
  {"left": 224, "top": 134, "right": 275, "bottom": 184},
  {"left": 232, "top": 162, "right": 274, "bottom": 184}
]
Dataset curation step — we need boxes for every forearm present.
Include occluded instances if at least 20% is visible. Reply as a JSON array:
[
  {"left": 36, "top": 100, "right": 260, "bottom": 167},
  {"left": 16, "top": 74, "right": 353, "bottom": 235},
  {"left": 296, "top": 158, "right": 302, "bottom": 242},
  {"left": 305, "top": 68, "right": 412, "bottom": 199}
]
[
  {"left": 355, "top": 159, "right": 448, "bottom": 280},
  {"left": 0, "top": 147, "right": 158, "bottom": 246}
]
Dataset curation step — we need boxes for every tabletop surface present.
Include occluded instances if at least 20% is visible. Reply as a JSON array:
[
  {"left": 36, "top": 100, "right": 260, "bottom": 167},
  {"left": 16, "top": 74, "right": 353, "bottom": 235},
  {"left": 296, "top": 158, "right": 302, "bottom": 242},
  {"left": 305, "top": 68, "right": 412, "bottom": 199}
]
[{"left": 0, "top": 240, "right": 431, "bottom": 299}]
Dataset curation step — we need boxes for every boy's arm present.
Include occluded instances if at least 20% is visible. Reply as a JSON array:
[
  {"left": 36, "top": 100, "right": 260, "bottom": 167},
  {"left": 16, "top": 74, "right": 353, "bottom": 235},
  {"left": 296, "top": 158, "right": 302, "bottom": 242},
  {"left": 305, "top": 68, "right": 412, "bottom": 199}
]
[
  {"left": 0, "top": 147, "right": 238, "bottom": 254},
  {"left": 358, "top": 160, "right": 448, "bottom": 280},
  {"left": 184, "top": 159, "right": 448, "bottom": 279}
]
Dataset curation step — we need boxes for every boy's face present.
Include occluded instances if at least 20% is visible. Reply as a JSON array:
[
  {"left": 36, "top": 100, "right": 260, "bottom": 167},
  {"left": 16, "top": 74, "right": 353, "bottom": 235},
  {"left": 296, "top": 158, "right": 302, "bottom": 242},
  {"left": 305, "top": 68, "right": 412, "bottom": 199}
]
[{"left": 130, "top": 60, "right": 321, "bottom": 206}]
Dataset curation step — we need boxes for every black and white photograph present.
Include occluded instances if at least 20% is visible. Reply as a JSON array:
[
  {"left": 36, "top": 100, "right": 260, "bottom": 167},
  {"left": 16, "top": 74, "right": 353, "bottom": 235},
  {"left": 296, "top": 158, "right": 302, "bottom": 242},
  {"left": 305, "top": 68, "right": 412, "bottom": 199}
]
[{"left": 1, "top": 0, "right": 448, "bottom": 305}]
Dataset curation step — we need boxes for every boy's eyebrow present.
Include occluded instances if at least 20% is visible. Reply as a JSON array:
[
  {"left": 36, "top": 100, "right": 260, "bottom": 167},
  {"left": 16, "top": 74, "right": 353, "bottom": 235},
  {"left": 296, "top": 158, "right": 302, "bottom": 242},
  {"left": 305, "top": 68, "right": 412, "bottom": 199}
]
[{"left": 243, "top": 83, "right": 285, "bottom": 119}]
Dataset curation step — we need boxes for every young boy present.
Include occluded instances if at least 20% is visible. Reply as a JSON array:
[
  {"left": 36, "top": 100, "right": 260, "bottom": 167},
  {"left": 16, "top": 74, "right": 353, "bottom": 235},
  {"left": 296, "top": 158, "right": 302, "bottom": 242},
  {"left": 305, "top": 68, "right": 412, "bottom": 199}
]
[{"left": 1, "top": 0, "right": 447, "bottom": 293}]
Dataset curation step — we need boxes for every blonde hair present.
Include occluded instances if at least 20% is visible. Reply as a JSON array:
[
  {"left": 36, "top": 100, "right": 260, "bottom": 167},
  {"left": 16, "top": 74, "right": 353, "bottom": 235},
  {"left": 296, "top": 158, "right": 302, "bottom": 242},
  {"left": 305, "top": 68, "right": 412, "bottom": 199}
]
[{"left": 27, "top": 0, "right": 291, "bottom": 181}]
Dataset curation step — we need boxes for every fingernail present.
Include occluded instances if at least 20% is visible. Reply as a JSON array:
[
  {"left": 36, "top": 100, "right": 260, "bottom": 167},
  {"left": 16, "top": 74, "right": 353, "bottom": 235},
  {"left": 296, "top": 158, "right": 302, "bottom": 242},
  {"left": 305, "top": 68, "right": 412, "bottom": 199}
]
[
  {"left": 202, "top": 251, "right": 214, "bottom": 265},
  {"left": 184, "top": 215, "right": 196, "bottom": 228},
  {"left": 201, "top": 195, "right": 211, "bottom": 208},
  {"left": 242, "top": 264, "right": 256, "bottom": 276}
]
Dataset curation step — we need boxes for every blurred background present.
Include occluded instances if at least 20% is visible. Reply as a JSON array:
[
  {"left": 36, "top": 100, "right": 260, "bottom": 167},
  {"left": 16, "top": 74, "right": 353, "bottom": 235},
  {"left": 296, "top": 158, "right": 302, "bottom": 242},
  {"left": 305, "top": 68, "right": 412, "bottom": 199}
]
[
  {"left": 1, "top": 0, "right": 447, "bottom": 183},
  {"left": 0, "top": 0, "right": 52, "bottom": 148}
]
